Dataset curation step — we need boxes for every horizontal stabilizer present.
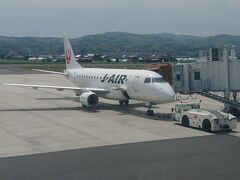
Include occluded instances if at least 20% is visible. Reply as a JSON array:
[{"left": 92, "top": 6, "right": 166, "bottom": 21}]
[{"left": 32, "top": 69, "right": 67, "bottom": 75}]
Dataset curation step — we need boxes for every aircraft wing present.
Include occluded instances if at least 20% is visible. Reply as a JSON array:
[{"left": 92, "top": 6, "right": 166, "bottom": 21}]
[{"left": 2, "top": 83, "right": 109, "bottom": 94}]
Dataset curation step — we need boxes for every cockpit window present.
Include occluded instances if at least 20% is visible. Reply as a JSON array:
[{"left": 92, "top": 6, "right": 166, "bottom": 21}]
[
  {"left": 144, "top": 78, "right": 151, "bottom": 83},
  {"left": 152, "top": 77, "right": 165, "bottom": 83}
]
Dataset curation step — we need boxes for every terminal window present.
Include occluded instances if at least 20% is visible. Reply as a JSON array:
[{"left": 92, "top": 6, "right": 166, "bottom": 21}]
[
  {"left": 176, "top": 74, "right": 181, "bottom": 81},
  {"left": 194, "top": 72, "right": 201, "bottom": 80}
]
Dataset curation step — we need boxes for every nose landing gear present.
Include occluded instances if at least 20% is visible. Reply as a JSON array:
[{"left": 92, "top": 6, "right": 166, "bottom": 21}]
[
  {"left": 119, "top": 100, "right": 129, "bottom": 106},
  {"left": 146, "top": 102, "right": 154, "bottom": 116}
]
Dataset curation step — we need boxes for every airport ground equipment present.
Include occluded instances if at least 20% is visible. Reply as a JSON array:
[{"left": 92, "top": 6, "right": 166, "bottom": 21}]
[{"left": 173, "top": 102, "right": 237, "bottom": 132}]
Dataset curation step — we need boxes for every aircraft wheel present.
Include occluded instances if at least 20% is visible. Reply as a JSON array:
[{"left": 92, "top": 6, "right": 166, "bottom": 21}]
[
  {"left": 146, "top": 110, "right": 154, "bottom": 116},
  {"left": 119, "top": 100, "right": 124, "bottom": 106},
  {"left": 124, "top": 100, "right": 129, "bottom": 106}
]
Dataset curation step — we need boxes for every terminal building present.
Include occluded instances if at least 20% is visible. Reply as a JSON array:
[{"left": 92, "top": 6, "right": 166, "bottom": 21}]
[
  {"left": 150, "top": 46, "right": 240, "bottom": 116},
  {"left": 172, "top": 46, "right": 239, "bottom": 93}
]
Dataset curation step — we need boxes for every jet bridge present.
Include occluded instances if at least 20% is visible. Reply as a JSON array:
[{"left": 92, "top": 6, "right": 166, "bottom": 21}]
[{"left": 172, "top": 48, "right": 240, "bottom": 116}]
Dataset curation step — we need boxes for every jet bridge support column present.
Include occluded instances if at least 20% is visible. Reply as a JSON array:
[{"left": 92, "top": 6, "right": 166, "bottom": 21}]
[
  {"left": 233, "top": 92, "right": 237, "bottom": 102},
  {"left": 183, "top": 64, "right": 190, "bottom": 94},
  {"left": 223, "top": 47, "right": 231, "bottom": 104}
]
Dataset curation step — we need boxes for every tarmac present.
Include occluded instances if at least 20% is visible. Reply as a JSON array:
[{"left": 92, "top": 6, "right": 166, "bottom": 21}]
[{"left": 0, "top": 67, "right": 239, "bottom": 179}]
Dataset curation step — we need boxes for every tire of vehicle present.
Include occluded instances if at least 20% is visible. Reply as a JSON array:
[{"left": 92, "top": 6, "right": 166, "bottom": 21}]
[
  {"left": 230, "top": 107, "right": 240, "bottom": 117},
  {"left": 182, "top": 115, "right": 189, "bottom": 127},
  {"left": 202, "top": 119, "right": 212, "bottom": 132}
]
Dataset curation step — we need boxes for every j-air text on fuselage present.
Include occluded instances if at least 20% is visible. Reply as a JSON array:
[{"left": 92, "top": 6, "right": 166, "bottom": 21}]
[
  {"left": 101, "top": 74, "right": 127, "bottom": 84},
  {"left": 2, "top": 33, "right": 176, "bottom": 116}
]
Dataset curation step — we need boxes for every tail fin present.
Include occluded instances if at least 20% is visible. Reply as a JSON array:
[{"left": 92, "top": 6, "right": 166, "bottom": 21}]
[{"left": 63, "top": 33, "right": 82, "bottom": 69}]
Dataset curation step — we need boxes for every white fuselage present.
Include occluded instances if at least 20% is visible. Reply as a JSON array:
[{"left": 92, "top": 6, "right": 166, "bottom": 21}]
[{"left": 66, "top": 68, "right": 175, "bottom": 103}]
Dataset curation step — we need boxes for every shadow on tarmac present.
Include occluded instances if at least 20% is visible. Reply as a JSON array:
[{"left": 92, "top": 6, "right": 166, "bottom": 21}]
[
  {"left": 0, "top": 96, "right": 173, "bottom": 121},
  {"left": 173, "top": 122, "right": 236, "bottom": 135}
]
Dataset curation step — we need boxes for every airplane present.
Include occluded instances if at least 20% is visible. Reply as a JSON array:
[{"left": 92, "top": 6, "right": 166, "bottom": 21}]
[{"left": 2, "top": 34, "right": 175, "bottom": 116}]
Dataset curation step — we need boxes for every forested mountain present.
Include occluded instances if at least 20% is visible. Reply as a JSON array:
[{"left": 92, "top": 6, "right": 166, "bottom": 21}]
[{"left": 0, "top": 32, "right": 240, "bottom": 57}]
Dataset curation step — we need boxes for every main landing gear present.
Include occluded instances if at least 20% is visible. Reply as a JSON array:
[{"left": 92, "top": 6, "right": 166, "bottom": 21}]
[
  {"left": 81, "top": 104, "right": 97, "bottom": 112},
  {"left": 146, "top": 102, "right": 154, "bottom": 116},
  {"left": 119, "top": 100, "right": 129, "bottom": 106}
]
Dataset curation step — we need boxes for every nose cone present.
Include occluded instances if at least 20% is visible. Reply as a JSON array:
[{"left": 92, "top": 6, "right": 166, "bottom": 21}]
[{"left": 160, "top": 83, "right": 175, "bottom": 102}]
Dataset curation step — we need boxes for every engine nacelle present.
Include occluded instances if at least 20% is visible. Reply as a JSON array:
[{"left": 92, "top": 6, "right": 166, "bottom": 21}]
[{"left": 80, "top": 91, "right": 99, "bottom": 106}]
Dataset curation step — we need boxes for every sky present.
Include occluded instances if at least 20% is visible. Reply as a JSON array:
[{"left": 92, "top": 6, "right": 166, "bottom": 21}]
[{"left": 0, "top": 0, "right": 239, "bottom": 37}]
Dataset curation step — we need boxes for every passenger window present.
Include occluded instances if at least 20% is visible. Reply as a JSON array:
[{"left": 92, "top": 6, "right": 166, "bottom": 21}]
[{"left": 144, "top": 78, "right": 151, "bottom": 83}]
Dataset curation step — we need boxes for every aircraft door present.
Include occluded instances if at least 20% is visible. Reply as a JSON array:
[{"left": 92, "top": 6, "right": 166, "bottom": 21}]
[
  {"left": 133, "top": 76, "right": 140, "bottom": 92},
  {"left": 133, "top": 76, "right": 142, "bottom": 99}
]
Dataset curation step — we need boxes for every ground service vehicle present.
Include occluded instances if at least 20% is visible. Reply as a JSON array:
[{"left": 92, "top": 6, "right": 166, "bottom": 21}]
[{"left": 173, "top": 102, "right": 237, "bottom": 132}]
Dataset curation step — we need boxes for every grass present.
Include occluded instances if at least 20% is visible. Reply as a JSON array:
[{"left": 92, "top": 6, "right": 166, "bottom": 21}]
[{"left": 0, "top": 59, "right": 149, "bottom": 71}]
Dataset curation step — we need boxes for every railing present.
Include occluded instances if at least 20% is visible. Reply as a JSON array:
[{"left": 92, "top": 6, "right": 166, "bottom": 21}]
[{"left": 198, "top": 91, "right": 240, "bottom": 109}]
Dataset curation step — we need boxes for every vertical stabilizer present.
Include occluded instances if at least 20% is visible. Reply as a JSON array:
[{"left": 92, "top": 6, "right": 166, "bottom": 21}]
[{"left": 63, "top": 33, "right": 82, "bottom": 69}]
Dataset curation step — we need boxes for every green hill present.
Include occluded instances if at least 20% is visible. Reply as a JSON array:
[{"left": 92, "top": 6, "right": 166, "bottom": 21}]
[{"left": 0, "top": 32, "right": 240, "bottom": 57}]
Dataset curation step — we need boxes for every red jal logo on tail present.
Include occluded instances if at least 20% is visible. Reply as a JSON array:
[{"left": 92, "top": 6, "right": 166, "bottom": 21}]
[{"left": 66, "top": 48, "right": 71, "bottom": 64}]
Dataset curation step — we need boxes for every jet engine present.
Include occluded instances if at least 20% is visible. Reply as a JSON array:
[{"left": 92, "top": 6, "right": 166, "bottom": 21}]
[{"left": 80, "top": 91, "right": 99, "bottom": 106}]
